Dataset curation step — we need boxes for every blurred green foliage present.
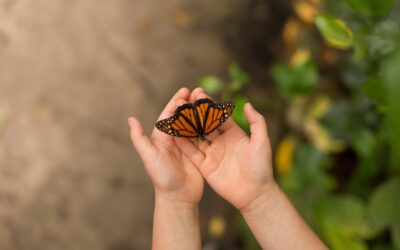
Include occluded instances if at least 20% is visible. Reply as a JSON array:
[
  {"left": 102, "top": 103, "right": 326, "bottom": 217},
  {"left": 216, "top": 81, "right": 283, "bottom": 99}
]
[
  {"left": 271, "top": 59, "right": 318, "bottom": 98},
  {"left": 199, "top": 0, "right": 400, "bottom": 249},
  {"left": 198, "top": 63, "right": 250, "bottom": 131}
]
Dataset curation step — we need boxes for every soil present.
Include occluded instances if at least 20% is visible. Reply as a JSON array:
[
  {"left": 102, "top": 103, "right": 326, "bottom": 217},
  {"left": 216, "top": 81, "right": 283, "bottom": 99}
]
[{"left": 0, "top": 0, "right": 288, "bottom": 249}]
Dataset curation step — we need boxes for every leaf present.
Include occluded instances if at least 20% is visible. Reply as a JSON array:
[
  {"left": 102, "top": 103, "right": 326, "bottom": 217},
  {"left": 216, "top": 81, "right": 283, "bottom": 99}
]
[
  {"left": 364, "top": 76, "right": 387, "bottom": 107},
  {"left": 275, "top": 137, "right": 295, "bottom": 175},
  {"left": 291, "top": 144, "right": 335, "bottom": 194},
  {"left": 315, "top": 14, "right": 353, "bottom": 49},
  {"left": 321, "top": 99, "right": 355, "bottom": 141},
  {"left": 232, "top": 95, "right": 250, "bottom": 132},
  {"left": 316, "top": 195, "right": 371, "bottom": 250},
  {"left": 271, "top": 60, "right": 318, "bottom": 99},
  {"left": 351, "top": 129, "right": 376, "bottom": 158},
  {"left": 228, "top": 63, "right": 249, "bottom": 93},
  {"left": 366, "top": 21, "right": 400, "bottom": 58},
  {"left": 367, "top": 177, "right": 400, "bottom": 231},
  {"left": 198, "top": 76, "right": 224, "bottom": 95},
  {"left": 381, "top": 43, "right": 400, "bottom": 170},
  {"left": 346, "top": 0, "right": 396, "bottom": 18}
]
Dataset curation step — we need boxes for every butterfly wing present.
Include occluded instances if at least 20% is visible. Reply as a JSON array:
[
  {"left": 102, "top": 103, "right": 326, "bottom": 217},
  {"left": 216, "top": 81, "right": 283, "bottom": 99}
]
[
  {"left": 155, "top": 103, "right": 200, "bottom": 138},
  {"left": 194, "top": 98, "right": 235, "bottom": 136}
]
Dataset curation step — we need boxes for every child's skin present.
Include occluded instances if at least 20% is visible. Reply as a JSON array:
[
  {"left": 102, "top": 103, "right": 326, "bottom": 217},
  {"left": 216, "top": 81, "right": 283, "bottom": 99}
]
[{"left": 129, "top": 87, "right": 328, "bottom": 250}]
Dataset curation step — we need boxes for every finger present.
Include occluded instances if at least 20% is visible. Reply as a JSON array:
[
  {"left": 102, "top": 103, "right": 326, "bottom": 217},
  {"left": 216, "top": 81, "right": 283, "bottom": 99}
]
[
  {"left": 218, "top": 117, "right": 245, "bottom": 136},
  {"left": 191, "top": 92, "right": 242, "bottom": 150},
  {"left": 152, "top": 99, "right": 188, "bottom": 144},
  {"left": 157, "top": 87, "right": 190, "bottom": 120},
  {"left": 189, "top": 87, "right": 205, "bottom": 102},
  {"left": 152, "top": 88, "right": 190, "bottom": 141},
  {"left": 174, "top": 137, "right": 205, "bottom": 166},
  {"left": 244, "top": 103, "right": 269, "bottom": 146},
  {"left": 128, "top": 117, "right": 156, "bottom": 160},
  {"left": 194, "top": 92, "right": 210, "bottom": 101}
]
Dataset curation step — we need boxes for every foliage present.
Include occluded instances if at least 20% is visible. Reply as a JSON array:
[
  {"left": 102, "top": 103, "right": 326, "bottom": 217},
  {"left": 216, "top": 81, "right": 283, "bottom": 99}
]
[
  {"left": 315, "top": 13, "right": 353, "bottom": 49},
  {"left": 275, "top": 0, "right": 400, "bottom": 248},
  {"left": 199, "top": 0, "right": 400, "bottom": 249},
  {"left": 271, "top": 59, "right": 318, "bottom": 98},
  {"left": 198, "top": 63, "right": 250, "bottom": 131}
]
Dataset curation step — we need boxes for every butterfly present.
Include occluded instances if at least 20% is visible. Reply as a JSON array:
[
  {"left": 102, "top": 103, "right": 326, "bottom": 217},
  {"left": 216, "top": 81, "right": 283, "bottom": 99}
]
[{"left": 155, "top": 98, "right": 235, "bottom": 141}]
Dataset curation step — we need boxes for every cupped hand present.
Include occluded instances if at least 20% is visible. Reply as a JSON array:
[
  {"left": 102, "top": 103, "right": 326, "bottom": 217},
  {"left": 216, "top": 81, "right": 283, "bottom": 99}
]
[
  {"left": 175, "top": 90, "right": 277, "bottom": 211},
  {"left": 129, "top": 88, "right": 205, "bottom": 205}
]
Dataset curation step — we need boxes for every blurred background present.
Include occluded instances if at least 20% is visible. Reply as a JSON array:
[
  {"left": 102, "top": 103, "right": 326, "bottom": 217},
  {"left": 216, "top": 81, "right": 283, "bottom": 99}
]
[{"left": 0, "top": 0, "right": 399, "bottom": 249}]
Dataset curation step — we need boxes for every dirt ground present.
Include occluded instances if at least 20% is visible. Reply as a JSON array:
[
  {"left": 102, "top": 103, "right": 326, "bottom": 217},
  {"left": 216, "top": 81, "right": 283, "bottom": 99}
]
[{"left": 0, "top": 0, "right": 255, "bottom": 249}]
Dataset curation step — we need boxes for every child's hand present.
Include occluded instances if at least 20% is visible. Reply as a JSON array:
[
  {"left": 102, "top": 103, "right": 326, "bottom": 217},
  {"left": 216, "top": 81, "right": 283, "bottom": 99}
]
[
  {"left": 176, "top": 89, "right": 327, "bottom": 249},
  {"left": 129, "top": 88, "right": 204, "bottom": 205},
  {"left": 175, "top": 90, "right": 277, "bottom": 212},
  {"left": 130, "top": 88, "right": 326, "bottom": 249}
]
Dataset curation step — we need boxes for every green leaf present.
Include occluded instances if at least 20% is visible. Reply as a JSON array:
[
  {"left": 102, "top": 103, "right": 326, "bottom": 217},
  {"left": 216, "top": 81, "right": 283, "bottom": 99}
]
[
  {"left": 232, "top": 95, "right": 250, "bottom": 132},
  {"left": 364, "top": 76, "right": 387, "bottom": 107},
  {"left": 321, "top": 99, "right": 355, "bottom": 142},
  {"left": 381, "top": 43, "right": 400, "bottom": 170},
  {"left": 316, "top": 195, "right": 371, "bottom": 250},
  {"left": 315, "top": 14, "right": 353, "bottom": 49},
  {"left": 346, "top": 0, "right": 396, "bottom": 18},
  {"left": 368, "top": 177, "right": 400, "bottom": 231},
  {"left": 366, "top": 21, "right": 400, "bottom": 58},
  {"left": 271, "top": 60, "right": 318, "bottom": 99},
  {"left": 198, "top": 76, "right": 224, "bottom": 95},
  {"left": 228, "top": 63, "right": 249, "bottom": 93},
  {"left": 351, "top": 129, "right": 376, "bottom": 158},
  {"left": 290, "top": 144, "right": 334, "bottom": 195}
]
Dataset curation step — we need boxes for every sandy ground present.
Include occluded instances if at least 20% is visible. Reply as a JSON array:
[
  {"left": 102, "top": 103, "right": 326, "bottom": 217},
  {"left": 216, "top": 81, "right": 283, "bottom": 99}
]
[{"left": 0, "top": 0, "right": 251, "bottom": 249}]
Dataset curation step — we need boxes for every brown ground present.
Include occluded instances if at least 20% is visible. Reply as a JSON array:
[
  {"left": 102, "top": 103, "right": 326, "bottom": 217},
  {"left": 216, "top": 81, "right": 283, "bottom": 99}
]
[
  {"left": 0, "top": 0, "right": 245, "bottom": 249},
  {"left": 0, "top": 0, "right": 287, "bottom": 249}
]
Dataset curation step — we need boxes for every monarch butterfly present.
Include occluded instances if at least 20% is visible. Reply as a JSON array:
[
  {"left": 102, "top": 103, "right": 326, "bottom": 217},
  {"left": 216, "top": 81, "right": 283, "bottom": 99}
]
[{"left": 155, "top": 98, "right": 235, "bottom": 141}]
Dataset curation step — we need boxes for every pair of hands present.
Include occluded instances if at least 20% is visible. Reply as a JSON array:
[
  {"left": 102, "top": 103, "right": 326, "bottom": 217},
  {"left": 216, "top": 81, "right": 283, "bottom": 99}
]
[{"left": 129, "top": 87, "right": 276, "bottom": 213}]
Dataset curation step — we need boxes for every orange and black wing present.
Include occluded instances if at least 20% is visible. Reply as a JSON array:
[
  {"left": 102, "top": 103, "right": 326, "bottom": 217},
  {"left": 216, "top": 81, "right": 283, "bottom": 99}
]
[
  {"left": 194, "top": 98, "right": 235, "bottom": 135},
  {"left": 155, "top": 103, "right": 200, "bottom": 138}
]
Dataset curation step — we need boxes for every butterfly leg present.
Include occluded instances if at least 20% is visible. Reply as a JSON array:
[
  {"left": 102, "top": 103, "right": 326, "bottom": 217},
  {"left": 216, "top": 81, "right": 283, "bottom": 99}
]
[{"left": 204, "top": 137, "right": 216, "bottom": 149}]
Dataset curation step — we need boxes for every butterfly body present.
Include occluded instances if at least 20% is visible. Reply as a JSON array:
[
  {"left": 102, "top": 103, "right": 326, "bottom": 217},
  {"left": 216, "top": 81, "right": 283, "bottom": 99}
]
[{"left": 155, "top": 98, "right": 235, "bottom": 141}]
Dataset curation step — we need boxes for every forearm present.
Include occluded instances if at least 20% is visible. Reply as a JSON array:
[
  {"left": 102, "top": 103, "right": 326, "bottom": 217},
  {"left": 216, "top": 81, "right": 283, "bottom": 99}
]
[
  {"left": 241, "top": 184, "right": 327, "bottom": 250},
  {"left": 152, "top": 196, "right": 201, "bottom": 250}
]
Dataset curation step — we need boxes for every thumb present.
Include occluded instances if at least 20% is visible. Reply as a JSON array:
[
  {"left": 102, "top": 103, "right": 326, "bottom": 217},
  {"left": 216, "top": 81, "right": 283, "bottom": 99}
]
[
  {"left": 244, "top": 103, "right": 269, "bottom": 147},
  {"left": 128, "top": 117, "right": 156, "bottom": 161}
]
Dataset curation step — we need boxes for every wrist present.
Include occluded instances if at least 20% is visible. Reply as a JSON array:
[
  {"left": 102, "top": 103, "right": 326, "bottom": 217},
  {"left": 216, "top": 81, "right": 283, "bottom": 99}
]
[
  {"left": 155, "top": 194, "right": 199, "bottom": 218},
  {"left": 240, "top": 181, "right": 280, "bottom": 220},
  {"left": 152, "top": 193, "right": 201, "bottom": 250}
]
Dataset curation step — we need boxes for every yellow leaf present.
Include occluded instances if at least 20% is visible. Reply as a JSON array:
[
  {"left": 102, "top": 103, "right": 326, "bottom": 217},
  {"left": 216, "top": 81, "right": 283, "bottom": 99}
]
[
  {"left": 283, "top": 18, "right": 301, "bottom": 47},
  {"left": 295, "top": 1, "right": 318, "bottom": 23},
  {"left": 304, "top": 118, "right": 345, "bottom": 153},
  {"left": 308, "top": 95, "right": 332, "bottom": 118},
  {"left": 275, "top": 137, "right": 295, "bottom": 175},
  {"left": 208, "top": 215, "right": 226, "bottom": 239},
  {"left": 290, "top": 48, "right": 311, "bottom": 66},
  {"left": 304, "top": 96, "right": 345, "bottom": 153}
]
